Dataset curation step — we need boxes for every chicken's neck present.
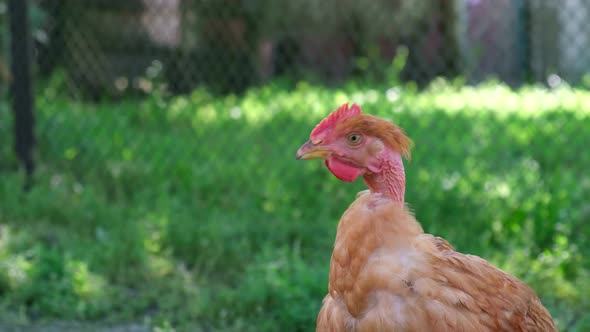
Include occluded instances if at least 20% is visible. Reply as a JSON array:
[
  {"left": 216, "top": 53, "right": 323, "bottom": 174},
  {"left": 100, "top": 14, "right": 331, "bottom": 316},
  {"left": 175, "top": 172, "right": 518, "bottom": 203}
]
[{"left": 363, "top": 151, "right": 405, "bottom": 202}]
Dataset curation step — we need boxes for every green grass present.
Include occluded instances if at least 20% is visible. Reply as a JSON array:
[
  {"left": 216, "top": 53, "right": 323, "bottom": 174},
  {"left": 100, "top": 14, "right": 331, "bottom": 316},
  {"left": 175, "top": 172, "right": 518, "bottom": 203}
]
[{"left": 0, "top": 79, "right": 589, "bottom": 331}]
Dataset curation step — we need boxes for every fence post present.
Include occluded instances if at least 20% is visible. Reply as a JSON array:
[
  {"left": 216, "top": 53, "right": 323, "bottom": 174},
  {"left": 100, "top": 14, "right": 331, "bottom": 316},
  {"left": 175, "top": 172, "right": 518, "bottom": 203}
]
[{"left": 8, "top": 0, "right": 35, "bottom": 190}]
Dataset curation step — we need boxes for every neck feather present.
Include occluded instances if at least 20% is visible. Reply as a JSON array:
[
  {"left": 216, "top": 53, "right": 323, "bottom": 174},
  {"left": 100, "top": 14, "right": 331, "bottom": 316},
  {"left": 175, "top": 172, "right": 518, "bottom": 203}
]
[{"left": 362, "top": 151, "right": 405, "bottom": 202}]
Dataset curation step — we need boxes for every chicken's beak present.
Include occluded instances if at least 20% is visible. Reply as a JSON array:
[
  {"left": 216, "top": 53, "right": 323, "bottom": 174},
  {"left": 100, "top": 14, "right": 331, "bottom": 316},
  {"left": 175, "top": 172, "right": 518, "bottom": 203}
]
[{"left": 296, "top": 140, "right": 330, "bottom": 160}]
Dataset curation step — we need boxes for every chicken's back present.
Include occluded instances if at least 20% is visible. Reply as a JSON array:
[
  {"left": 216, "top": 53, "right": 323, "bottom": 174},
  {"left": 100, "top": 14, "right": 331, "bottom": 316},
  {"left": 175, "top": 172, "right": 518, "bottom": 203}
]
[{"left": 317, "top": 192, "right": 556, "bottom": 332}]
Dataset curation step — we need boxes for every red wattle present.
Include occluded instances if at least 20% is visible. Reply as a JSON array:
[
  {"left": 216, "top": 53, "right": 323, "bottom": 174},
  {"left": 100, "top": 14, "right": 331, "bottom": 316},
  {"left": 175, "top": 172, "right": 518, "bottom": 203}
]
[{"left": 325, "top": 158, "right": 362, "bottom": 182}]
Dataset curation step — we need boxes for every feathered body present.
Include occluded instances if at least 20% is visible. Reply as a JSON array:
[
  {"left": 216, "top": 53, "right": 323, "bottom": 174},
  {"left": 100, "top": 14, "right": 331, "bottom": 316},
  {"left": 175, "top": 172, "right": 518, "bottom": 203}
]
[
  {"left": 316, "top": 192, "right": 555, "bottom": 331},
  {"left": 296, "top": 103, "right": 556, "bottom": 332}
]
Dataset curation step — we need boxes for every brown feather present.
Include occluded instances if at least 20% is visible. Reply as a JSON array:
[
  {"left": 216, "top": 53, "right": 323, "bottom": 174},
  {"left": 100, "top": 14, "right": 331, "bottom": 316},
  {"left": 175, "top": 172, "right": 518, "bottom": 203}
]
[
  {"left": 316, "top": 193, "right": 557, "bottom": 332},
  {"left": 335, "top": 114, "right": 413, "bottom": 160}
]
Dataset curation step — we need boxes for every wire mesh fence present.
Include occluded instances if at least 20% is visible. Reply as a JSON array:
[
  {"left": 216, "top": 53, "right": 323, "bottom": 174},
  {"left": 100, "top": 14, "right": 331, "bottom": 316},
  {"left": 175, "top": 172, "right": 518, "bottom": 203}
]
[
  {"left": 3, "top": 0, "right": 590, "bottom": 99},
  {"left": 1, "top": 0, "right": 588, "bottom": 175}
]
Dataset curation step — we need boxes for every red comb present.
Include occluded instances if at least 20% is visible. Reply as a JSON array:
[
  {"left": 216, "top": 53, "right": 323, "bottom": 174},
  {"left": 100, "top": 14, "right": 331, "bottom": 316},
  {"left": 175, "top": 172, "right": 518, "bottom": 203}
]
[{"left": 310, "top": 103, "right": 362, "bottom": 140}]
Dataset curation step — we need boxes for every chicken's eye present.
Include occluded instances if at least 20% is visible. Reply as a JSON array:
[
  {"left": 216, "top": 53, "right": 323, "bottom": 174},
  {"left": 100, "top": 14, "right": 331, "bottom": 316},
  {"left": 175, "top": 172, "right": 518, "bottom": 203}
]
[{"left": 347, "top": 133, "right": 362, "bottom": 145}]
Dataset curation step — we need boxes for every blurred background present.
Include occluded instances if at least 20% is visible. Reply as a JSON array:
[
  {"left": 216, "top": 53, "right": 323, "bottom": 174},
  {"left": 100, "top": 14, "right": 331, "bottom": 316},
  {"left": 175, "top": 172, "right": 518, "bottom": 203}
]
[{"left": 0, "top": 0, "right": 589, "bottom": 331}]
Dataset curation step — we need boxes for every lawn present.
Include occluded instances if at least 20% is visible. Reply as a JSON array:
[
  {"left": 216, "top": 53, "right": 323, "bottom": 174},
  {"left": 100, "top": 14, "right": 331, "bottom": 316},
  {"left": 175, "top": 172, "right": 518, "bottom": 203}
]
[{"left": 0, "top": 79, "right": 589, "bottom": 331}]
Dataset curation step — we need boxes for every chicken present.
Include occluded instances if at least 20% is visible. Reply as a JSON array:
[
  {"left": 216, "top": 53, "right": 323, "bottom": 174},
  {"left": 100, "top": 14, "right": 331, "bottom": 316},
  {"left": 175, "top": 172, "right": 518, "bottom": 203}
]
[{"left": 296, "top": 103, "right": 557, "bottom": 332}]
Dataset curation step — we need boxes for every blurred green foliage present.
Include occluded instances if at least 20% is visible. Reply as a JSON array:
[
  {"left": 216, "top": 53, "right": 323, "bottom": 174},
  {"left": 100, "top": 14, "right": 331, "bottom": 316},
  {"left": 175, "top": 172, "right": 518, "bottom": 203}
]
[{"left": 0, "top": 78, "right": 589, "bottom": 331}]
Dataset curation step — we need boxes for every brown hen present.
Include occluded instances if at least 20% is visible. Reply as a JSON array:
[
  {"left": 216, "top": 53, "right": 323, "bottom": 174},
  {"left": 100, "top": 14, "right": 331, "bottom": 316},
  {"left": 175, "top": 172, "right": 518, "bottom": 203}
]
[{"left": 296, "top": 103, "right": 556, "bottom": 332}]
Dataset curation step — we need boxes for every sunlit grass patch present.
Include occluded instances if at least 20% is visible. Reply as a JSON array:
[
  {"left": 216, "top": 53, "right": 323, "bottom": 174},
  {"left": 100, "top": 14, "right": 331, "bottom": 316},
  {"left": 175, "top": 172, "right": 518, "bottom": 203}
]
[{"left": 0, "top": 79, "right": 589, "bottom": 330}]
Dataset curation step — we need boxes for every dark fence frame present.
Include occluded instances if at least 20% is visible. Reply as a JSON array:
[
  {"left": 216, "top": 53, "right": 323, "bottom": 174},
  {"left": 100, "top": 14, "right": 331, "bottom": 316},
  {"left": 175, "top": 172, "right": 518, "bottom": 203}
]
[{"left": 8, "top": 0, "right": 35, "bottom": 190}]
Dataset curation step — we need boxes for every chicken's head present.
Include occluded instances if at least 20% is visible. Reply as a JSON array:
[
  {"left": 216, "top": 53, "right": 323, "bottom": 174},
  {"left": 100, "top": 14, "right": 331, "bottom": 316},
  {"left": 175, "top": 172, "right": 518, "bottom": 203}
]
[{"left": 296, "top": 103, "right": 412, "bottom": 182}]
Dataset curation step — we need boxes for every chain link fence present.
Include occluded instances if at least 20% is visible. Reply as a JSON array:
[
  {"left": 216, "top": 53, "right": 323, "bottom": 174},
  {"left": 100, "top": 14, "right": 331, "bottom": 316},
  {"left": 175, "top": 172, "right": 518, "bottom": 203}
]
[
  {"left": 2, "top": 0, "right": 590, "bottom": 99},
  {"left": 1, "top": 0, "right": 588, "bottom": 175}
]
